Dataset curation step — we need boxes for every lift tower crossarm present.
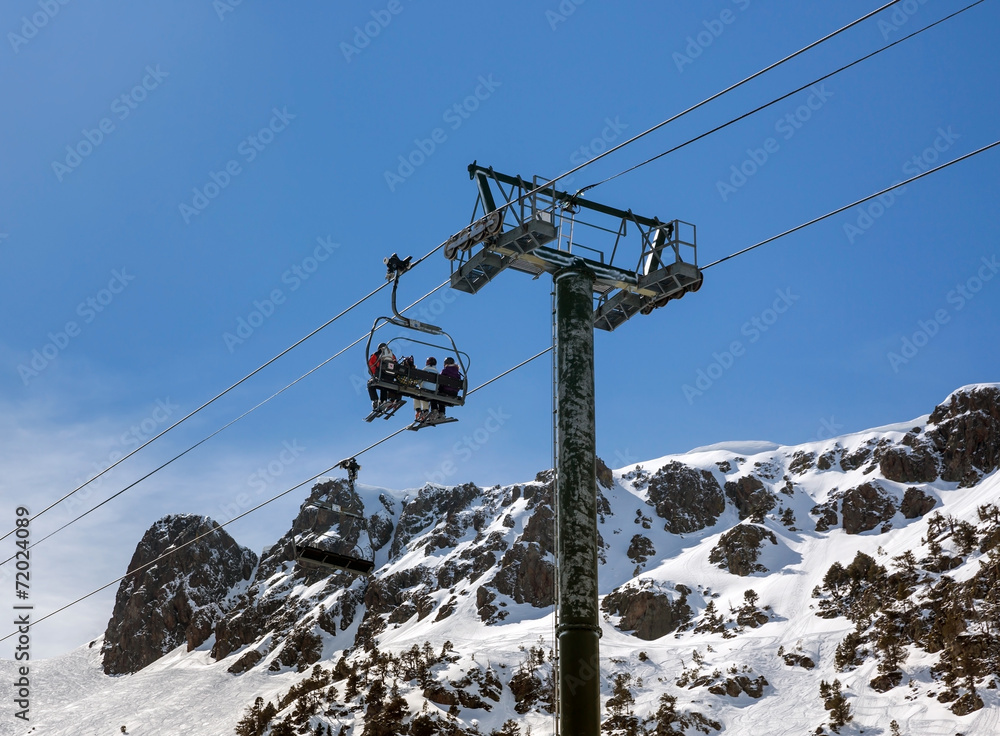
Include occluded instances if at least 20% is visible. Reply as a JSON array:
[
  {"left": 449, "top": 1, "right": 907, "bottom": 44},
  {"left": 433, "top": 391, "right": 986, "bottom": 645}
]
[
  {"left": 449, "top": 163, "right": 703, "bottom": 332},
  {"left": 469, "top": 162, "right": 664, "bottom": 229}
]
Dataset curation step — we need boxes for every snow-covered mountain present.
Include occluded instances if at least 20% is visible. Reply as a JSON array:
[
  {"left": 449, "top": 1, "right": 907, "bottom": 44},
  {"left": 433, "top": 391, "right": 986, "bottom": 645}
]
[{"left": 4, "top": 384, "right": 999, "bottom": 736}]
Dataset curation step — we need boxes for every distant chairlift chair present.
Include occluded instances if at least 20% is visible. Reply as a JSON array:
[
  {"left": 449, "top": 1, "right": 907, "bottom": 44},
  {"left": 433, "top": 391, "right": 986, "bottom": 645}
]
[{"left": 293, "top": 459, "right": 375, "bottom": 576}]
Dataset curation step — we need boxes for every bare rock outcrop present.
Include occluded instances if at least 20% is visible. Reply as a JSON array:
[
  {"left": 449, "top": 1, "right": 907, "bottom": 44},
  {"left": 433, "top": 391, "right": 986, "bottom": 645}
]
[
  {"left": 602, "top": 582, "right": 692, "bottom": 640},
  {"left": 878, "top": 432, "right": 938, "bottom": 483},
  {"left": 900, "top": 486, "right": 937, "bottom": 518},
  {"left": 841, "top": 481, "right": 896, "bottom": 534},
  {"left": 708, "top": 674, "right": 768, "bottom": 698},
  {"left": 708, "top": 524, "right": 777, "bottom": 576},
  {"left": 492, "top": 542, "right": 554, "bottom": 609},
  {"left": 812, "top": 500, "right": 839, "bottom": 532},
  {"left": 646, "top": 461, "right": 726, "bottom": 533},
  {"left": 927, "top": 386, "right": 1000, "bottom": 487},
  {"left": 390, "top": 482, "right": 483, "bottom": 559},
  {"left": 212, "top": 480, "right": 379, "bottom": 666},
  {"left": 101, "top": 514, "right": 257, "bottom": 675},
  {"left": 724, "top": 475, "right": 777, "bottom": 523}
]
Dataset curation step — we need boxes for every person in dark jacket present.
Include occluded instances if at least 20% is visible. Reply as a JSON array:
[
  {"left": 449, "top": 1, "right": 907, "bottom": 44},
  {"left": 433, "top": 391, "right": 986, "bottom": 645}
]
[{"left": 436, "top": 356, "right": 462, "bottom": 417}]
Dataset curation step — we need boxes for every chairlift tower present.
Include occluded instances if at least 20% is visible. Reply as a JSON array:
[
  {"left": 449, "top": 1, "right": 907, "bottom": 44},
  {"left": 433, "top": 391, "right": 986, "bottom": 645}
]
[{"left": 445, "top": 163, "right": 703, "bottom": 736}]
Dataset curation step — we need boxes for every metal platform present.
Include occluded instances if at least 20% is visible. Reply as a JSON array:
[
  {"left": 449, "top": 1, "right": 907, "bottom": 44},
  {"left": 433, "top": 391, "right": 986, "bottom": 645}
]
[
  {"left": 446, "top": 163, "right": 703, "bottom": 331},
  {"left": 593, "top": 261, "right": 703, "bottom": 331},
  {"left": 450, "top": 214, "right": 558, "bottom": 294},
  {"left": 295, "top": 544, "right": 374, "bottom": 575}
]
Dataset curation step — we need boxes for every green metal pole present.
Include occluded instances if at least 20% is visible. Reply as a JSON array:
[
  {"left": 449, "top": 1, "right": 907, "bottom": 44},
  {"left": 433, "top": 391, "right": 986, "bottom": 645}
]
[{"left": 554, "top": 263, "right": 601, "bottom": 736}]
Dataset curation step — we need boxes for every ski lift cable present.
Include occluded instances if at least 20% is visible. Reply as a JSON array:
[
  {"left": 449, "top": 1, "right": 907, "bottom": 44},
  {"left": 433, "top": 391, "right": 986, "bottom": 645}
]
[
  {"left": 0, "top": 346, "right": 552, "bottom": 643},
  {"left": 2, "top": 1, "right": 910, "bottom": 543},
  {"left": 702, "top": 138, "right": 1000, "bottom": 270},
  {"left": 466, "top": 347, "right": 553, "bottom": 397},
  {"left": 0, "top": 279, "right": 453, "bottom": 569},
  {"left": 0, "top": 247, "right": 448, "bottom": 544},
  {"left": 475, "top": 0, "right": 907, "bottom": 212},
  {"left": 3, "top": 2, "right": 912, "bottom": 545},
  {"left": 572, "top": 0, "right": 987, "bottom": 197}
]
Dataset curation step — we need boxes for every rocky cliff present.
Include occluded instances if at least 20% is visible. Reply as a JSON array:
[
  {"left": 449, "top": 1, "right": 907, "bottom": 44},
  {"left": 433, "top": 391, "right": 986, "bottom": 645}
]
[
  {"left": 89, "top": 383, "right": 1000, "bottom": 735},
  {"left": 101, "top": 514, "right": 257, "bottom": 675}
]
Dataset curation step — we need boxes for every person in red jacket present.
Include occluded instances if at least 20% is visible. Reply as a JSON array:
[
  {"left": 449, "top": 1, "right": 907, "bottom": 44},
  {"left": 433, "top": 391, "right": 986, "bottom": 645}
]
[{"left": 367, "top": 343, "right": 398, "bottom": 408}]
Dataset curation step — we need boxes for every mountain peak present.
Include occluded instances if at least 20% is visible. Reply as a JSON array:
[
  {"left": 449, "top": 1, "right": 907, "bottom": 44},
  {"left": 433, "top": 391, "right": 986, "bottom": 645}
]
[{"left": 101, "top": 514, "right": 257, "bottom": 675}]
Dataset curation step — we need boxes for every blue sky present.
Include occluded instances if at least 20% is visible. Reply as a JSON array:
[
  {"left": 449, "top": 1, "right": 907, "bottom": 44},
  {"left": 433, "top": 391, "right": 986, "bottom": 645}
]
[{"left": 1, "top": 0, "right": 998, "bottom": 657}]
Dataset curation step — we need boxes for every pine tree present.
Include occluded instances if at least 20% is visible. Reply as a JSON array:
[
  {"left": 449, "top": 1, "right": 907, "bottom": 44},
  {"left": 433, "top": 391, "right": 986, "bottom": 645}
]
[
  {"left": 834, "top": 630, "right": 865, "bottom": 671},
  {"left": 891, "top": 550, "right": 917, "bottom": 575},
  {"left": 605, "top": 673, "right": 635, "bottom": 717},
  {"left": 696, "top": 600, "right": 725, "bottom": 634},
  {"left": 489, "top": 720, "right": 522, "bottom": 736},
  {"left": 651, "top": 694, "right": 681, "bottom": 736},
  {"left": 269, "top": 719, "right": 296, "bottom": 736},
  {"left": 819, "top": 679, "right": 851, "bottom": 732},
  {"left": 954, "top": 520, "right": 979, "bottom": 557},
  {"left": 345, "top": 665, "right": 360, "bottom": 701},
  {"left": 234, "top": 696, "right": 275, "bottom": 736},
  {"left": 875, "top": 615, "right": 906, "bottom": 676},
  {"left": 382, "top": 682, "right": 411, "bottom": 735}
]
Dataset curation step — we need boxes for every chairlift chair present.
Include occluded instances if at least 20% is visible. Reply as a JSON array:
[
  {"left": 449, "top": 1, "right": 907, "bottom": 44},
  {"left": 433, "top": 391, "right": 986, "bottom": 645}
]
[
  {"left": 293, "top": 461, "right": 375, "bottom": 575},
  {"left": 364, "top": 259, "right": 470, "bottom": 427}
]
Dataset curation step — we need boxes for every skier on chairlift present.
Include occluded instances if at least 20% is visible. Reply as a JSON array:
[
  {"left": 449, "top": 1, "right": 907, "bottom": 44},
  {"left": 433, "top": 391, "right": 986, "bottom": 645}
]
[
  {"left": 337, "top": 457, "right": 360, "bottom": 485},
  {"left": 436, "top": 356, "right": 462, "bottom": 419},
  {"left": 414, "top": 356, "right": 440, "bottom": 423},
  {"left": 367, "top": 342, "right": 400, "bottom": 410}
]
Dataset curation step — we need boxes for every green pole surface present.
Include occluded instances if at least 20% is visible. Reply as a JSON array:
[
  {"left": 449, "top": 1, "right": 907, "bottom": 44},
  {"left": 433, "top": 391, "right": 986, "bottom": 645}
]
[{"left": 554, "top": 264, "right": 601, "bottom": 736}]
